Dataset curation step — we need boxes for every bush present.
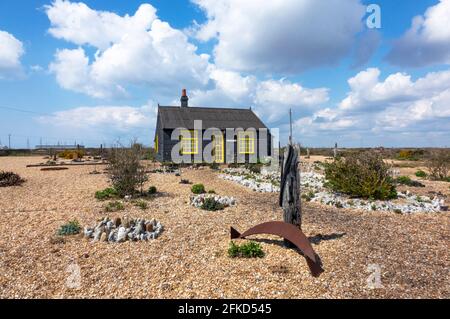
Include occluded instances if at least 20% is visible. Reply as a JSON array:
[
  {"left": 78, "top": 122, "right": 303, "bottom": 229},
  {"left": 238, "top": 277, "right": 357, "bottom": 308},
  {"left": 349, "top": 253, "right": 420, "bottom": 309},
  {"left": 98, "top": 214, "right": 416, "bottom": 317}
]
[
  {"left": 58, "top": 149, "right": 85, "bottom": 159},
  {"left": 57, "top": 220, "right": 81, "bottom": 236},
  {"left": 105, "top": 201, "right": 124, "bottom": 212},
  {"left": 245, "top": 162, "right": 262, "bottom": 174},
  {"left": 396, "top": 149, "right": 424, "bottom": 161},
  {"left": 0, "top": 171, "right": 25, "bottom": 187},
  {"left": 415, "top": 170, "right": 427, "bottom": 178},
  {"left": 301, "top": 190, "right": 315, "bottom": 202},
  {"left": 208, "top": 189, "right": 216, "bottom": 194},
  {"left": 201, "top": 197, "right": 225, "bottom": 211},
  {"left": 148, "top": 186, "right": 157, "bottom": 195},
  {"left": 107, "top": 142, "right": 148, "bottom": 197},
  {"left": 324, "top": 151, "right": 397, "bottom": 200},
  {"left": 209, "top": 162, "right": 219, "bottom": 170},
  {"left": 95, "top": 187, "right": 118, "bottom": 200},
  {"left": 426, "top": 150, "right": 449, "bottom": 181},
  {"left": 395, "top": 176, "right": 425, "bottom": 187},
  {"left": 191, "top": 184, "right": 206, "bottom": 194},
  {"left": 134, "top": 200, "right": 148, "bottom": 210},
  {"left": 228, "top": 241, "right": 265, "bottom": 258}
]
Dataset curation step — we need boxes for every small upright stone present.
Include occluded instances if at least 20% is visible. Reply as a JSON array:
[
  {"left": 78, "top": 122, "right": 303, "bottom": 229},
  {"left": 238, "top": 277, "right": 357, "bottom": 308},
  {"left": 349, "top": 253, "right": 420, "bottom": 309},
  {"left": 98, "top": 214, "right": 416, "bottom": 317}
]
[
  {"left": 114, "top": 217, "right": 122, "bottom": 227},
  {"left": 146, "top": 223, "right": 154, "bottom": 232},
  {"left": 100, "top": 232, "right": 108, "bottom": 242}
]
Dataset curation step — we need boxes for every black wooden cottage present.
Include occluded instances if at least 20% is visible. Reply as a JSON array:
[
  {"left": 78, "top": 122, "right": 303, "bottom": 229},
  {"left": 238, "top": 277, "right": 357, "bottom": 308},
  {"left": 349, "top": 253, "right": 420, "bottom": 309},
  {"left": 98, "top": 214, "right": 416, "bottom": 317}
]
[{"left": 154, "top": 90, "right": 271, "bottom": 163}]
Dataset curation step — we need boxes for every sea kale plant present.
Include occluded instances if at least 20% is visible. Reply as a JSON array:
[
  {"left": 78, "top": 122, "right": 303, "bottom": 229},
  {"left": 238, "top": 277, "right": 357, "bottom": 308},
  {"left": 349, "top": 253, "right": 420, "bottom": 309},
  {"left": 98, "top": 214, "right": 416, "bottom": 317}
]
[
  {"left": 324, "top": 151, "right": 397, "bottom": 200},
  {"left": 57, "top": 220, "right": 82, "bottom": 236}
]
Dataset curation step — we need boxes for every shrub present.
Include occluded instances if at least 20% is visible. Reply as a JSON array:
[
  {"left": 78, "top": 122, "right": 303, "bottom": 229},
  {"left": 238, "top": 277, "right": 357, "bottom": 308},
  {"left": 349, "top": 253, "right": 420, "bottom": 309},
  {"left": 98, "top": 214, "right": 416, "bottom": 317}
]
[
  {"left": 180, "top": 179, "right": 191, "bottom": 184},
  {"left": 396, "top": 149, "right": 424, "bottom": 161},
  {"left": 201, "top": 197, "right": 225, "bottom": 211},
  {"left": 105, "top": 201, "right": 124, "bottom": 212},
  {"left": 209, "top": 162, "right": 219, "bottom": 170},
  {"left": 228, "top": 241, "right": 265, "bottom": 258},
  {"left": 301, "top": 190, "right": 315, "bottom": 202},
  {"left": 426, "top": 150, "right": 450, "bottom": 181},
  {"left": 95, "top": 187, "right": 118, "bottom": 200},
  {"left": 415, "top": 170, "right": 427, "bottom": 178},
  {"left": 57, "top": 220, "right": 81, "bottom": 236},
  {"left": 134, "top": 200, "right": 148, "bottom": 210},
  {"left": 58, "top": 149, "right": 85, "bottom": 159},
  {"left": 191, "top": 184, "right": 206, "bottom": 194},
  {"left": 324, "top": 151, "right": 397, "bottom": 200},
  {"left": 245, "top": 163, "right": 262, "bottom": 174},
  {"left": 107, "top": 142, "right": 148, "bottom": 197},
  {"left": 0, "top": 171, "right": 25, "bottom": 187},
  {"left": 395, "top": 176, "right": 425, "bottom": 187},
  {"left": 148, "top": 186, "right": 157, "bottom": 195}
]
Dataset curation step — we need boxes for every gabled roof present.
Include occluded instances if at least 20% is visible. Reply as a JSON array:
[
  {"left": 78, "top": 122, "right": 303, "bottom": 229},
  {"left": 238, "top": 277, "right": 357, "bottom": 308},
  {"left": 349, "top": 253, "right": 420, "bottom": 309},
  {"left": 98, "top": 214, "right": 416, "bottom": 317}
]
[{"left": 157, "top": 106, "right": 268, "bottom": 130}]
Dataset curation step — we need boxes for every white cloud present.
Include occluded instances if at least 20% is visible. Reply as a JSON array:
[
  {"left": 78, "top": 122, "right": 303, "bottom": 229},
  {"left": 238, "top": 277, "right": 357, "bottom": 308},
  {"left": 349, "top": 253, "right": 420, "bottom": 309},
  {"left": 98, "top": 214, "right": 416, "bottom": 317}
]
[
  {"left": 295, "top": 68, "right": 450, "bottom": 141},
  {"left": 0, "top": 30, "right": 25, "bottom": 79},
  {"left": 192, "top": 0, "right": 365, "bottom": 73},
  {"left": 39, "top": 104, "right": 155, "bottom": 130},
  {"left": 387, "top": 0, "right": 450, "bottom": 67},
  {"left": 46, "top": 1, "right": 210, "bottom": 98},
  {"left": 190, "top": 68, "right": 329, "bottom": 123}
]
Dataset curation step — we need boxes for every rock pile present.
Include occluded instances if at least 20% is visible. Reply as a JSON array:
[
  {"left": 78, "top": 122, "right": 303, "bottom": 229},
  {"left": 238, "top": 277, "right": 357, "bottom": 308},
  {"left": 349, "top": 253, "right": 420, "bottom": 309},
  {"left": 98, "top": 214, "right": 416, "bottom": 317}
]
[
  {"left": 84, "top": 216, "right": 163, "bottom": 242},
  {"left": 190, "top": 194, "right": 237, "bottom": 208},
  {"left": 220, "top": 168, "right": 448, "bottom": 213}
]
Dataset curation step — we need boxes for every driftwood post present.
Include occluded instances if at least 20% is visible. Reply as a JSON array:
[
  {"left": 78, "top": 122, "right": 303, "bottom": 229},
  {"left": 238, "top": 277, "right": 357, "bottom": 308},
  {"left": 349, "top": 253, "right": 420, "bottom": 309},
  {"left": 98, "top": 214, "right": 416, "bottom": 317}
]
[{"left": 280, "top": 144, "right": 302, "bottom": 248}]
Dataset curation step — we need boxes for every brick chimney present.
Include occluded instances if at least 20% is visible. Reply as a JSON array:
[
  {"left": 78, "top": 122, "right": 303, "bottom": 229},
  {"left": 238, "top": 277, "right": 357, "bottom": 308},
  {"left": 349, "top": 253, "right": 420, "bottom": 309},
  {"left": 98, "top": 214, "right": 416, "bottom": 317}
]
[{"left": 180, "top": 89, "right": 189, "bottom": 107}]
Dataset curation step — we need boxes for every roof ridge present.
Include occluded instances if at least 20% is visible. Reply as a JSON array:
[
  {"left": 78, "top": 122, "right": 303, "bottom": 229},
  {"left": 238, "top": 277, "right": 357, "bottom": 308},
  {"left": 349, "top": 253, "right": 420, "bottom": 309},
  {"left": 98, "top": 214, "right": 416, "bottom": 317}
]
[{"left": 158, "top": 105, "right": 253, "bottom": 111}]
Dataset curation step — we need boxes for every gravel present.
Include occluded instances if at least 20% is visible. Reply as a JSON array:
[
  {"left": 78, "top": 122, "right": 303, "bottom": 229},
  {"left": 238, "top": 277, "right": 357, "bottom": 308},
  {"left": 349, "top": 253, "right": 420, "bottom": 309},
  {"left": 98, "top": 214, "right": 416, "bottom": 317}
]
[{"left": 0, "top": 156, "right": 448, "bottom": 298}]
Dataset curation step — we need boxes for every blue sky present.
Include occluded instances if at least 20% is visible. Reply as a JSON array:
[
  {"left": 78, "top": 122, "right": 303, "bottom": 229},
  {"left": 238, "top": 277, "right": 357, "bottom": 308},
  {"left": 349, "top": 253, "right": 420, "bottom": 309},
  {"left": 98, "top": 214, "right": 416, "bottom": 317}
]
[{"left": 0, "top": 0, "right": 449, "bottom": 148}]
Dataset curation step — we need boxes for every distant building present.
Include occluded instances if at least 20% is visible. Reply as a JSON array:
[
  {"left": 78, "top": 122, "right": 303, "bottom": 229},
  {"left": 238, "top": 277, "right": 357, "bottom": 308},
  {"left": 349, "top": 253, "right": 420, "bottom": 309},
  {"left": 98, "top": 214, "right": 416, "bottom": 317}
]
[{"left": 35, "top": 144, "right": 85, "bottom": 150}]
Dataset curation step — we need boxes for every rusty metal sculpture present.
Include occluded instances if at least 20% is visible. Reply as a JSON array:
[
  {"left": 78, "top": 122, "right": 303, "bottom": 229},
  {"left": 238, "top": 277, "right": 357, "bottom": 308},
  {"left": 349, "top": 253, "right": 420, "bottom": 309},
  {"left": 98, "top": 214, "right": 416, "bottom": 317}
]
[{"left": 230, "top": 135, "right": 324, "bottom": 277}]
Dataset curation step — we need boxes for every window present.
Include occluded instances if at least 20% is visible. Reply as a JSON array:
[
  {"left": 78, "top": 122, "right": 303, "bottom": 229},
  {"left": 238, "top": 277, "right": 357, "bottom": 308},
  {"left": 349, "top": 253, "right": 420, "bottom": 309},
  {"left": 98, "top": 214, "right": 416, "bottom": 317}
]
[
  {"left": 180, "top": 130, "right": 198, "bottom": 154},
  {"left": 154, "top": 135, "right": 158, "bottom": 153},
  {"left": 238, "top": 131, "right": 255, "bottom": 154},
  {"left": 212, "top": 134, "right": 224, "bottom": 163}
]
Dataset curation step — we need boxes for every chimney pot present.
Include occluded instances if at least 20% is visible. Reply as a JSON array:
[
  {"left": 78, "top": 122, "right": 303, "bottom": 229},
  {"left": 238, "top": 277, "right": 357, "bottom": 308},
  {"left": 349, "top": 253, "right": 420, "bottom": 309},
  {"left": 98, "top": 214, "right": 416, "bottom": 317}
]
[{"left": 180, "top": 89, "right": 189, "bottom": 107}]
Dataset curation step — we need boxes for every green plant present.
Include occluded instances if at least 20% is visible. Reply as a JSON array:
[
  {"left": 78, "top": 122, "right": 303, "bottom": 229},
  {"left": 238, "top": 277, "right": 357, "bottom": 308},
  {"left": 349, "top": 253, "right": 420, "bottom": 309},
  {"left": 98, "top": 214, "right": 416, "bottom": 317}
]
[
  {"left": 245, "top": 162, "right": 263, "bottom": 174},
  {"left": 393, "top": 209, "right": 402, "bottom": 214},
  {"left": 415, "top": 170, "right": 427, "bottom": 178},
  {"left": 148, "top": 186, "right": 157, "bottom": 195},
  {"left": 0, "top": 171, "right": 25, "bottom": 187},
  {"left": 301, "top": 190, "right": 315, "bottom": 202},
  {"left": 95, "top": 187, "right": 118, "bottom": 200},
  {"left": 228, "top": 241, "right": 265, "bottom": 258},
  {"left": 191, "top": 183, "right": 206, "bottom": 194},
  {"left": 395, "top": 176, "right": 425, "bottom": 187},
  {"left": 134, "top": 200, "right": 148, "bottom": 210},
  {"left": 105, "top": 201, "right": 124, "bottom": 212},
  {"left": 209, "top": 161, "right": 219, "bottom": 170},
  {"left": 324, "top": 151, "right": 397, "bottom": 200},
  {"left": 201, "top": 197, "right": 225, "bottom": 211},
  {"left": 57, "top": 220, "right": 81, "bottom": 236},
  {"left": 208, "top": 189, "right": 216, "bottom": 194}
]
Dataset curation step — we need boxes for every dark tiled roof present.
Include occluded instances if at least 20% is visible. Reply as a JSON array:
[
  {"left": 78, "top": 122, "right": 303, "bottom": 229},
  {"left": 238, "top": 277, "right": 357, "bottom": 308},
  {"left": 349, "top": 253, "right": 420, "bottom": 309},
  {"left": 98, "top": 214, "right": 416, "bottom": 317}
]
[{"left": 158, "top": 106, "right": 268, "bottom": 130}]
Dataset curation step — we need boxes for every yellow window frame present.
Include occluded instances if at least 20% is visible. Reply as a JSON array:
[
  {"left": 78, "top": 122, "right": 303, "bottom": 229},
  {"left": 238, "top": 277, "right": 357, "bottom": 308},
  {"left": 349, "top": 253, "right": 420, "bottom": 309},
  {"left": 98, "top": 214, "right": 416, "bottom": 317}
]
[
  {"left": 238, "top": 131, "right": 255, "bottom": 154},
  {"left": 154, "top": 135, "right": 158, "bottom": 153},
  {"left": 180, "top": 130, "right": 198, "bottom": 155},
  {"left": 212, "top": 134, "right": 224, "bottom": 163}
]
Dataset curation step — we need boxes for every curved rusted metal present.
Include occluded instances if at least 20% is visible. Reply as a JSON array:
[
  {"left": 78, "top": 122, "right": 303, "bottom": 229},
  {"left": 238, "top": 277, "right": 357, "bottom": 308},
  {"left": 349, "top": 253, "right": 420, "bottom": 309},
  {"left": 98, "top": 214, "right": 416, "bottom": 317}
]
[{"left": 230, "top": 221, "right": 324, "bottom": 277}]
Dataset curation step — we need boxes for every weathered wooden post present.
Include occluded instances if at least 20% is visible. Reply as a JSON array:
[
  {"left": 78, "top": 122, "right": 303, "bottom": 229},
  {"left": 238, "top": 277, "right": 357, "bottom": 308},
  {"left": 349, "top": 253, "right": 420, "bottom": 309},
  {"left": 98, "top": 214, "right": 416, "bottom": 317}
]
[
  {"left": 333, "top": 142, "right": 338, "bottom": 159},
  {"left": 280, "top": 109, "right": 302, "bottom": 248}
]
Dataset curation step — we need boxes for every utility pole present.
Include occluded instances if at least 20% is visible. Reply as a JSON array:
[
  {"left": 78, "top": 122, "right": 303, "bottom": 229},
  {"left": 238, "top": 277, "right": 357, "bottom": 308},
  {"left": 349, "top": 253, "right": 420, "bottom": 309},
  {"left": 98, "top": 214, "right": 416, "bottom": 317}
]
[
  {"left": 8, "top": 134, "right": 11, "bottom": 149},
  {"left": 27, "top": 138, "right": 30, "bottom": 150}
]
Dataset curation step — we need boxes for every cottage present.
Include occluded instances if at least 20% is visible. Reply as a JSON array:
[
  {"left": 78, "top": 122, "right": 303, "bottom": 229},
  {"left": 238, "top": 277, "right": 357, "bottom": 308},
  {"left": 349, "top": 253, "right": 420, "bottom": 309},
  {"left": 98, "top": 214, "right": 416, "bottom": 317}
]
[{"left": 154, "top": 90, "right": 272, "bottom": 163}]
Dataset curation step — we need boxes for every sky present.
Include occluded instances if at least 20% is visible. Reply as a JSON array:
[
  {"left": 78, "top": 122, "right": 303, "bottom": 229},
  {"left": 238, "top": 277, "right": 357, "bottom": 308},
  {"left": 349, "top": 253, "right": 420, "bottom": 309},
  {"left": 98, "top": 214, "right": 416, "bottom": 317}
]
[{"left": 0, "top": 0, "right": 449, "bottom": 148}]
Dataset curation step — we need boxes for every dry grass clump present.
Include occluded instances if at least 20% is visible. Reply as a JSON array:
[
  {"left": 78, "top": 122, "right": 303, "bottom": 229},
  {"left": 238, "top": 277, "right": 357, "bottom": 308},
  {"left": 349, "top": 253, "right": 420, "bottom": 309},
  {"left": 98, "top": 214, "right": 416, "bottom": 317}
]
[
  {"left": 0, "top": 171, "right": 25, "bottom": 187},
  {"left": 107, "top": 142, "right": 148, "bottom": 197},
  {"left": 324, "top": 151, "right": 397, "bottom": 200},
  {"left": 58, "top": 149, "right": 85, "bottom": 159},
  {"left": 426, "top": 150, "right": 450, "bottom": 181}
]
